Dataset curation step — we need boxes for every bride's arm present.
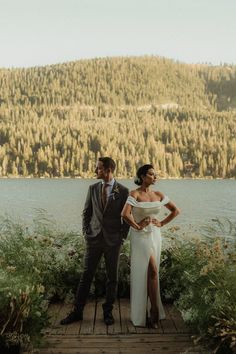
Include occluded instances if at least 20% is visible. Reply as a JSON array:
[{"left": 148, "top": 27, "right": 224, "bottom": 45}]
[
  {"left": 121, "top": 203, "right": 141, "bottom": 230},
  {"left": 159, "top": 202, "right": 180, "bottom": 226},
  {"left": 121, "top": 191, "right": 151, "bottom": 230},
  {"left": 152, "top": 192, "right": 180, "bottom": 227}
]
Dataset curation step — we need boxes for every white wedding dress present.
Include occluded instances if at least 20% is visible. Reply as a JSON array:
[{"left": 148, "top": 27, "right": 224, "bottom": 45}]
[{"left": 127, "top": 195, "right": 170, "bottom": 326}]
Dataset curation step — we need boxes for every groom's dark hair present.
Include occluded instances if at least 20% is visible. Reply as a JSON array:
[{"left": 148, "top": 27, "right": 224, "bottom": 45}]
[{"left": 99, "top": 157, "right": 116, "bottom": 172}]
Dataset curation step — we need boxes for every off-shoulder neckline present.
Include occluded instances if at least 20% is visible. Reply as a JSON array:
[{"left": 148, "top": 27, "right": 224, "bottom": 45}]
[
  {"left": 129, "top": 195, "right": 163, "bottom": 203},
  {"left": 128, "top": 195, "right": 170, "bottom": 206}
]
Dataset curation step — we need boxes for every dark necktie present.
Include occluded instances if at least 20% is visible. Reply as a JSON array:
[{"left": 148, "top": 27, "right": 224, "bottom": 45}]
[{"left": 101, "top": 183, "right": 109, "bottom": 208}]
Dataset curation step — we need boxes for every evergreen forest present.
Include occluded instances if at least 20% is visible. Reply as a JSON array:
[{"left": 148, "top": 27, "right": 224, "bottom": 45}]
[{"left": 0, "top": 56, "right": 235, "bottom": 178}]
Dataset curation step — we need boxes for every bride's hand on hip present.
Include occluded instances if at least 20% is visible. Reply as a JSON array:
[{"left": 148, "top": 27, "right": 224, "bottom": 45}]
[
  {"left": 138, "top": 217, "right": 151, "bottom": 229},
  {"left": 151, "top": 218, "right": 162, "bottom": 227}
]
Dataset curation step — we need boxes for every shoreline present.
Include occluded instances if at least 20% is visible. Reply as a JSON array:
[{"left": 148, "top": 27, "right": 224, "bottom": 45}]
[{"left": 0, "top": 176, "right": 235, "bottom": 180}]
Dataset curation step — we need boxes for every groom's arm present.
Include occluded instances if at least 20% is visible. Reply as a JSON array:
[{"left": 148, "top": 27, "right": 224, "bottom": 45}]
[
  {"left": 121, "top": 187, "right": 130, "bottom": 239},
  {"left": 82, "top": 185, "right": 93, "bottom": 236}
]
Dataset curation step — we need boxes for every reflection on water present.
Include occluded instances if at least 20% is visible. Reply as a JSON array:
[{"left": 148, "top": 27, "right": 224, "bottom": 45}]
[{"left": 0, "top": 179, "right": 235, "bottom": 232}]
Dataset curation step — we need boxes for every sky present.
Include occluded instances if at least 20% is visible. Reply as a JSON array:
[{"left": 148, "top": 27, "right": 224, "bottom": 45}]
[{"left": 0, "top": 0, "right": 235, "bottom": 68}]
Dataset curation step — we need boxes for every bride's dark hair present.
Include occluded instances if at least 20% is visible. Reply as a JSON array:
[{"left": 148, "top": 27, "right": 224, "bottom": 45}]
[{"left": 134, "top": 164, "right": 154, "bottom": 185}]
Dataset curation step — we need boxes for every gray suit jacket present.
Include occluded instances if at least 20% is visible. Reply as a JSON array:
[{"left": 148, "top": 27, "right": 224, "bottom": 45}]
[{"left": 82, "top": 180, "right": 129, "bottom": 246}]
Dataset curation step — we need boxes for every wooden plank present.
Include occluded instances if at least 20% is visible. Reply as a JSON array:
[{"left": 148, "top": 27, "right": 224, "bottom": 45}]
[
  {"left": 49, "top": 303, "right": 73, "bottom": 335},
  {"left": 32, "top": 333, "right": 195, "bottom": 354},
  {"left": 119, "top": 298, "right": 136, "bottom": 334},
  {"left": 107, "top": 299, "right": 122, "bottom": 334},
  {"left": 37, "top": 346, "right": 194, "bottom": 351},
  {"left": 79, "top": 299, "right": 96, "bottom": 334},
  {"left": 43, "top": 334, "right": 193, "bottom": 342},
  {"left": 39, "top": 341, "right": 193, "bottom": 348},
  {"left": 135, "top": 307, "right": 163, "bottom": 335},
  {"left": 161, "top": 304, "right": 178, "bottom": 334},
  {"left": 65, "top": 319, "right": 82, "bottom": 335},
  {"left": 43, "top": 303, "right": 62, "bottom": 335},
  {"left": 93, "top": 299, "right": 107, "bottom": 334},
  {"left": 166, "top": 304, "right": 191, "bottom": 334},
  {"left": 37, "top": 350, "right": 197, "bottom": 354},
  {"left": 35, "top": 340, "right": 195, "bottom": 354},
  {"left": 25, "top": 300, "right": 198, "bottom": 354},
  {"left": 41, "top": 340, "right": 193, "bottom": 348}
]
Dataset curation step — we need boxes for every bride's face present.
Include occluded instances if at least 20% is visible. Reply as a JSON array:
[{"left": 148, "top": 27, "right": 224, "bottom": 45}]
[{"left": 142, "top": 168, "right": 157, "bottom": 185}]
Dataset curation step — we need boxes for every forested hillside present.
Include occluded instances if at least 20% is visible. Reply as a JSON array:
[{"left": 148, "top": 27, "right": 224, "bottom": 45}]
[{"left": 0, "top": 56, "right": 235, "bottom": 178}]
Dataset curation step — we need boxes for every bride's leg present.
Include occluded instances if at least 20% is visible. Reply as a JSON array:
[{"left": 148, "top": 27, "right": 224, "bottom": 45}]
[
  {"left": 148, "top": 255, "right": 158, "bottom": 311},
  {"left": 147, "top": 255, "right": 159, "bottom": 326}
]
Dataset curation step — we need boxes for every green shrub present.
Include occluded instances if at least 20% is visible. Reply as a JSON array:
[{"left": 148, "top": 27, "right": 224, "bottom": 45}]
[
  {"left": 0, "top": 215, "right": 86, "bottom": 301},
  {"left": 161, "top": 221, "right": 236, "bottom": 353},
  {"left": 0, "top": 269, "right": 48, "bottom": 350},
  {"left": 0, "top": 215, "right": 84, "bottom": 349}
]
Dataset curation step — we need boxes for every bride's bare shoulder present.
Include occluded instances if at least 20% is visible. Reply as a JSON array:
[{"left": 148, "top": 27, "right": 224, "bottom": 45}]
[
  {"left": 130, "top": 189, "right": 139, "bottom": 199},
  {"left": 154, "top": 190, "right": 165, "bottom": 201}
]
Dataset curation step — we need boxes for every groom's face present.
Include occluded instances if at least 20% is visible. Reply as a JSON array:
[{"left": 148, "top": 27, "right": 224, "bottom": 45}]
[{"left": 95, "top": 160, "right": 109, "bottom": 180}]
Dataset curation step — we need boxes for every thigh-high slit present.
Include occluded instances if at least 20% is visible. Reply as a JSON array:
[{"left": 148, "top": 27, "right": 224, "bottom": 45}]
[{"left": 130, "top": 226, "right": 165, "bottom": 326}]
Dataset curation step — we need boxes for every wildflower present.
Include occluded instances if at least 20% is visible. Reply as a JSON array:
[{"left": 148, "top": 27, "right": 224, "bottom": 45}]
[
  {"left": 213, "top": 240, "right": 222, "bottom": 253},
  {"left": 200, "top": 265, "right": 209, "bottom": 276},
  {"left": 203, "top": 247, "right": 211, "bottom": 258},
  {"left": 37, "top": 285, "right": 45, "bottom": 293},
  {"left": 6, "top": 266, "right": 16, "bottom": 272},
  {"left": 68, "top": 248, "right": 76, "bottom": 256},
  {"left": 168, "top": 226, "right": 180, "bottom": 232},
  {"left": 33, "top": 266, "right": 41, "bottom": 274}
]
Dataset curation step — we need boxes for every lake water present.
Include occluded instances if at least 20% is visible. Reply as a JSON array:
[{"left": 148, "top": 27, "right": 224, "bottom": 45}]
[{"left": 0, "top": 179, "right": 235, "bottom": 233}]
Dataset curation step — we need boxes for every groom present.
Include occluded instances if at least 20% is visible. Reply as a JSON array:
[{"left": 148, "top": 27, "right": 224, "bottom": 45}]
[{"left": 61, "top": 157, "right": 129, "bottom": 326}]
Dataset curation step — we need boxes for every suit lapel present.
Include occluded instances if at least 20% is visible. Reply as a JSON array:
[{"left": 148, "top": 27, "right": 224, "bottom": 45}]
[{"left": 97, "top": 182, "right": 104, "bottom": 211}]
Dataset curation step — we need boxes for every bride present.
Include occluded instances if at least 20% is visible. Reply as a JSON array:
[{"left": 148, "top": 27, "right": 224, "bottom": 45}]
[{"left": 121, "top": 164, "right": 180, "bottom": 328}]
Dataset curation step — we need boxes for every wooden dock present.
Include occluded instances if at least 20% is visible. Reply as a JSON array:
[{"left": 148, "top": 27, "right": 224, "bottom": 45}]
[{"left": 31, "top": 299, "right": 205, "bottom": 354}]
